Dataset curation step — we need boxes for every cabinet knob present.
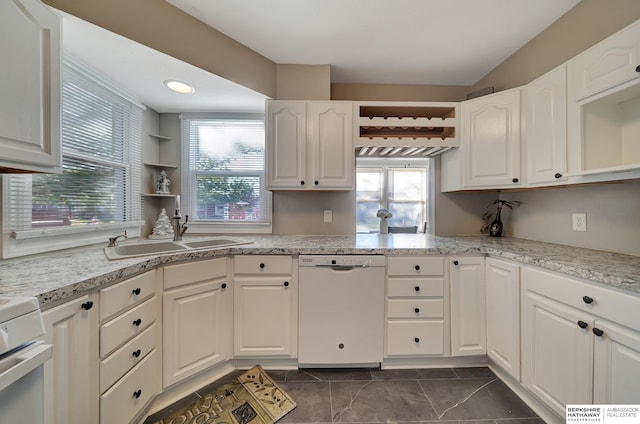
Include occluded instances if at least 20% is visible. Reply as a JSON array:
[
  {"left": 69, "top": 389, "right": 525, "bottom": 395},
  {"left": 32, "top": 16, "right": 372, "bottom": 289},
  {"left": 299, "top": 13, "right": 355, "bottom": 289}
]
[
  {"left": 314, "top": 180, "right": 319, "bottom": 186},
  {"left": 414, "top": 308, "right": 420, "bottom": 314},
  {"left": 284, "top": 281, "right": 289, "bottom": 287},
  {"left": 414, "top": 286, "right": 420, "bottom": 292},
  {"left": 414, "top": 265, "right": 421, "bottom": 271},
  {"left": 453, "top": 260, "right": 459, "bottom": 266},
  {"left": 81, "top": 301, "right": 93, "bottom": 311},
  {"left": 259, "top": 263, "right": 265, "bottom": 269},
  {"left": 133, "top": 389, "right": 142, "bottom": 399},
  {"left": 582, "top": 295, "right": 594, "bottom": 304},
  {"left": 512, "top": 177, "right": 519, "bottom": 183},
  {"left": 577, "top": 320, "right": 588, "bottom": 329},
  {"left": 338, "top": 343, "right": 344, "bottom": 349},
  {"left": 554, "top": 172, "right": 563, "bottom": 179},
  {"left": 636, "top": 64, "right": 640, "bottom": 73},
  {"left": 221, "top": 283, "right": 227, "bottom": 289},
  {"left": 593, "top": 327, "right": 604, "bottom": 337},
  {"left": 414, "top": 337, "right": 420, "bottom": 343},
  {"left": 132, "top": 288, "right": 141, "bottom": 296},
  {"left": 300, "top": 180, "right": 305, "bottom": 186},
  {"left": 132, "top": 349, "right": 141, "bottom": 358},
  {"left": 133, "top": 318, "right": 142, "bottom": 327}
]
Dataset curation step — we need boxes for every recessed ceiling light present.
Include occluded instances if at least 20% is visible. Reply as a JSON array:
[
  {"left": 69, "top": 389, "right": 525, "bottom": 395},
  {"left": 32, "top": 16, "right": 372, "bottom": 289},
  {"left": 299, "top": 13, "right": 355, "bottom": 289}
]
[{"left": 164, "top": 80, "right": 194, "bottom": 94}]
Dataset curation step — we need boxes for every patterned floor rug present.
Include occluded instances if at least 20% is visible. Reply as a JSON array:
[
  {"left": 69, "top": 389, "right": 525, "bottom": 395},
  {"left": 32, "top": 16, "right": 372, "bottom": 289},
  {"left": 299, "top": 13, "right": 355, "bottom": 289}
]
[{"left": 157, "top": 365, "right": 296, "bottom": 424}]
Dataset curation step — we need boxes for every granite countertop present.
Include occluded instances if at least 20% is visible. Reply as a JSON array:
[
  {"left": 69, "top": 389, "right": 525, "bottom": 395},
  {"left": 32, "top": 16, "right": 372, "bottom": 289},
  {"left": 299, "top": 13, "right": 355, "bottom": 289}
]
[{"left": 0, "top": 234, "right": 639, "bottom": 309}]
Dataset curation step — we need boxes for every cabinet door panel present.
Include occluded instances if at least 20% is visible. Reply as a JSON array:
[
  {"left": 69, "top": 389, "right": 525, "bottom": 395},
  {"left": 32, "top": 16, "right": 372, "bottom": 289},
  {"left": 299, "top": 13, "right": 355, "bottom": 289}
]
[
  {"left": 450, "top": 257, "right": 486, "bottom": 356},
  {"left": 266, "top": 102, "right": 306, "bottom": 188},
  {"left": 593, "top": 319, "right": 640, "bottom": 404}
]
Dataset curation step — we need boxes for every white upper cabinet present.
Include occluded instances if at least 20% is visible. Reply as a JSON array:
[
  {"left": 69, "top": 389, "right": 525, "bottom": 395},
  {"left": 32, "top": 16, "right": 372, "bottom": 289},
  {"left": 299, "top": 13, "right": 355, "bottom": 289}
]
[
  {"left": 0, "top": 0, "right": 62, "bottom": 173},
  {"left": 525, "top": 66, "right": 567, "bottom": 185},
  {"left": 266, "top": 101, "right": 353, "bottom": 190},
  {"left": 458, "top": 89, "right": 521, "bottom": 189},
  {"left": 572, "top": 21, "right": 640, "bottom": 101}
]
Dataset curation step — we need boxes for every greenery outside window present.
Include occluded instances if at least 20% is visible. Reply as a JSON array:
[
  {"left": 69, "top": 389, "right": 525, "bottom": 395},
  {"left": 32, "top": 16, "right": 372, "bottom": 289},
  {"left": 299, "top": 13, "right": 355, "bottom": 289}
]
[
  {"left": 356, "top": 158, "right": 429, "bottom": 233},
  {"left": 180, "top": 114, "right": 271, "bottom": 233}
]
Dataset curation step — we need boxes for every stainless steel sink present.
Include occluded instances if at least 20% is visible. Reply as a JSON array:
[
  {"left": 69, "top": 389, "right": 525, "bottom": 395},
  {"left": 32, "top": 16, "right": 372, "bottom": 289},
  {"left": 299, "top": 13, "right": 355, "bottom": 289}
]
[{"left": 104, "top": 237, "right": 251, "bottom": 260}]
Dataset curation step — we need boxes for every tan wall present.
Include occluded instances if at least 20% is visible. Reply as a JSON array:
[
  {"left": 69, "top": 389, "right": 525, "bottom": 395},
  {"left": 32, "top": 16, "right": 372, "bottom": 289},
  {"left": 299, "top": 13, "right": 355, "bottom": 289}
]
[
  {"left": 272, "top": 191, "right": 356, "bottom": 235},
  {"left": 276, "top": 65, "right": 331, "bottom": 100},
  {"left": 44, "top": 0, "right": 277, "bottom": 98},
  {"left": 332, "top": 83, "right": 470, "bottom": 102},
  {"left": 472, "top": 0, "right": 640, "bottom": 92}
]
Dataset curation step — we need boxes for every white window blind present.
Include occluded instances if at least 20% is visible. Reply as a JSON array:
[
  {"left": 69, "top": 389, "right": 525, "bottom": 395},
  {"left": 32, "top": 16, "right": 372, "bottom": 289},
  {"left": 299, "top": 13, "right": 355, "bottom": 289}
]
[
  {"left": 180, "top": 114, "right": 271, "bottom": 228},
  {"left": 6, "top": 58, "right": 142, "bottom": 236}
]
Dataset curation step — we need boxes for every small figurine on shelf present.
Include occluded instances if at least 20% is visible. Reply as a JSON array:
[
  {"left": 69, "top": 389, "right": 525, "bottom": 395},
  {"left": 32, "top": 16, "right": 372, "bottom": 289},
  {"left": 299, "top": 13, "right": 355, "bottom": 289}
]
[
  {"left": 149, "top": 208, "right": 174, "bottom": 239},
  {"left": 156, "top": 170, "right": 171, "bottom": 194}
]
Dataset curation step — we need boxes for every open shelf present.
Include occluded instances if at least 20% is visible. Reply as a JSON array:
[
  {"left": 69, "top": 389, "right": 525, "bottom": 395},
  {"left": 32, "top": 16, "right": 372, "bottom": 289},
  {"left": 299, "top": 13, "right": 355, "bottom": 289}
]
[
  {"left": 148, "top": 133, "right": 171, "bottom": 141},
  {"left": 143, "top": 162, "right": 177, "bottom": 169},
  {"left": 142, "top": 193, "right": 176, "bottom": 198}
]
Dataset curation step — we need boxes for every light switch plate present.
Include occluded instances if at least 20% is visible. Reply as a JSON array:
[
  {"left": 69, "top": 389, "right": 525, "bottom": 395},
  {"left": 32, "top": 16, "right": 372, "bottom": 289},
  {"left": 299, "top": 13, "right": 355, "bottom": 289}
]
[
  {"left": 572, "top": 213, "right": 587, "bottom": 231},
  {"left": 323, "top": 210, "right": 333, "bottom": 223}
]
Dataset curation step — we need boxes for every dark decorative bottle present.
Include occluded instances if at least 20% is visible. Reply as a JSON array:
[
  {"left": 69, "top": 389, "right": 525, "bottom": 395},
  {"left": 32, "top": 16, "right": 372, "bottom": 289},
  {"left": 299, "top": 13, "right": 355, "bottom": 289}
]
[{"left": 489, "top": 207, "right": 503, "bottom": 237}]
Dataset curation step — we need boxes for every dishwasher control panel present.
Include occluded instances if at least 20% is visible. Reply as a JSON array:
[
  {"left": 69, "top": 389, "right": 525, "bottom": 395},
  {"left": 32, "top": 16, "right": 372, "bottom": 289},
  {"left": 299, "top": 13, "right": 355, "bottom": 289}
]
[{"left": 298, "top": 255, "right": 385, "bottom": 267}]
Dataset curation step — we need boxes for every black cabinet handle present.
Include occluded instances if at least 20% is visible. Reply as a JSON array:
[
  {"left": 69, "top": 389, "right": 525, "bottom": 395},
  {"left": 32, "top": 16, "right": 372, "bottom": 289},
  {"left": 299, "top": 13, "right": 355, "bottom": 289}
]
[
  {"left": 512, "top": 177, "right": 519, "bottom": 183},
  {"left": 284, "top": 281, "right": 289, "bottom": 287},
  {"left": 133, "top": 389, "right": 142, "bottom": 399},
  {"left": 636, "top": 64, "right": 640, "bottom": 73},
  {"left": 414, "top": 265, "right": 421, "bottom": 271},
  {"left": 414, "top": 286, "right": 420, "bottom": 292},
  {"left": 414, "top": 308, "right": 420, "bottom": 313},
  {"left": 259, "top": 263, "right": 265, "bottom": 269},
  {"left": 414, "top": 337, "right": 420, "bottom": 343},
  {"left": 81, "top": 301, "right": 93, "bottom": 311},
  {"left": 577, "top": 320, "right": 588, "bottom": 329},
  {"left": 593, "top": 328, "right": 604, "bottom": 337},
  {"left": 583, "top": 296, "right": 594, "bottom": 304},
  {"left": 133, "top": 318, "right": 142, "bottom": 327},
  {"left": 132, "top": 349, "right": 141, "bottom": 358},
  {"left": 554, "top": 172, "right": 563, "bottom": 179},
  {"left": 300, "top": 180, "right": 305, "bottom": 186},
  {"left": 221, "top": 283, "right": 227, "bottom": 289},
  {"left": 453, "top": 260, "right": 459, "bottom": 266},
  {"left": 132, "top": 288, "right": 141, "bottom": 296},
  {"left": 314, "top": 180, "right": 319, "bottom": 185}
]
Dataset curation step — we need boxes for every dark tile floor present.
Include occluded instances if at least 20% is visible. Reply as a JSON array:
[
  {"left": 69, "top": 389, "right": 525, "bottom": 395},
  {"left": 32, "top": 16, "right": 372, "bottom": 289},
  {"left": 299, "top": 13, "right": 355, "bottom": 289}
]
[{"left": 145, "top": 367, "right": 544, "bottom": 424}]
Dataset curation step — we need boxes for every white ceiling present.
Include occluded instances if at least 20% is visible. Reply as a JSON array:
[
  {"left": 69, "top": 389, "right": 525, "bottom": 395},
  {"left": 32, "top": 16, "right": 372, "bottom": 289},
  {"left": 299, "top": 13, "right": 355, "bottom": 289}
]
[{"left": 61, "top": 0, "right": 580, "bottom": 113}]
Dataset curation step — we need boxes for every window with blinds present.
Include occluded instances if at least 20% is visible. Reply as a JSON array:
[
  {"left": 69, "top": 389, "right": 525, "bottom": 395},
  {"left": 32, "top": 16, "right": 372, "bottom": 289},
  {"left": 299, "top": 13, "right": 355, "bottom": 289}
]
[
  {"left": 6, "top": 57, "right": 142, "bottom": 237},
  {"left": 180, "top": 114, "right": 271, "bottom": 227}
]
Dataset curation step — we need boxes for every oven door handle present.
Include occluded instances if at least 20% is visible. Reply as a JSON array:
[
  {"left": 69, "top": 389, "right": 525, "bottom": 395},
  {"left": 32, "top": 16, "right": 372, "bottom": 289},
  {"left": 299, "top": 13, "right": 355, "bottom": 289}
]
[{"left": 0, "top": 342, "right": 52, "bottom": 392}]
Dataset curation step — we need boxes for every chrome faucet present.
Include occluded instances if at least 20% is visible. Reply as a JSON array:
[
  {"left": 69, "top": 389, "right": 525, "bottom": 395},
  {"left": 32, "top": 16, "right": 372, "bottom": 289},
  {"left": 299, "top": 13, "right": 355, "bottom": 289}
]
[
  {"left": 107, "top": 231, "right": 128, "bottom": 247},
  {"left": 173, "top": 214, "right": 189, "bottom": 241}
]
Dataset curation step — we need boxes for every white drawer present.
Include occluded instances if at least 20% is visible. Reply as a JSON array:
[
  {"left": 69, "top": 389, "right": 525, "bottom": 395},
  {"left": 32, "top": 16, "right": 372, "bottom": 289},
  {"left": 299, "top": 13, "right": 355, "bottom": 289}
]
[
  {"left": 100, "top": 270, "right": 156, "bottom": 320},
  {"left": 386, "top": 320, "right": 444, "bottom": 356},
  {"left": 100, "top": 349, "right": 158, "bottom": 424},
  {"left": 387, "top": 278, "right": 444, "bottom": 297},
  {"left": 164, "top": 257, "right": 227, "bottom": 290},
  {"left": 234, "top": 255, "right": 293, "bottom": 275},
  {"left": 387, "top": 299, "right": 444, "bottom": 318},
  {"left": 100, "top": 296, "right": 157, "bottom": 358},
  {"left": 100, "top": 323, "right": 156, "bottom": 393},
  {"left": 387, "top": 257, "right": 444, "bottom": 277}
]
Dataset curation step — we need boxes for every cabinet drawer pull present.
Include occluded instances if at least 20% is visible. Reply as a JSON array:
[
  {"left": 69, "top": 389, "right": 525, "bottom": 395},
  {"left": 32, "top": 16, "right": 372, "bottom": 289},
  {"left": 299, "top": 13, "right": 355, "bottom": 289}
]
[
  {"left": 414, "top": 286, "right": 420, "bottom": 292},
  {"left": 284, "top": 281, "right": 289, "bottom": 287},
  {"left": 259, "top": 263, "right": 265, "bottom": 269},
  {"left": 414, "top": 308, "right": 420, "bottom": 313},
  {"left": 512, "top": 177, "right": 519, "bottom": 183},
  {"left": 133, "top": 318, "right": 142, "bottom": 327},
  {"left": 132, "top": 288, "right": 141, "bottom": 296},
  {"left": 132, "top": 349, "right": 141, "bottom": 358},
  {"left": 593, "top": 328, "right": 604, "bottom": 337},
  {"left": 221, "top": 283, "right": 227, "bottom": 289},
  {"left": 414, "top": 337, "right": 420, "bottom": 343},
  {"left": 133, "top": 389, "right": 142, "bottom": 399},
  {"left": 453, "top": 260, "right": 459, "bottom": 266},
  {"left": 414, "top": 265, "right": 421, "bottom": 271},
  {"left": 636, "top": 64, "right": 640, "bottom": 73},
  {"left": 81, "top": 301, "right": 94, "bottom": 311},
  {"left": 554, "top": 172, "right": 563, "bottom": 179},
  {"left": 582, "top": 295, "right": 594, "bottom": 304},
  {"left": 577, "top": 320, "right": 588, "bottom": 329}
]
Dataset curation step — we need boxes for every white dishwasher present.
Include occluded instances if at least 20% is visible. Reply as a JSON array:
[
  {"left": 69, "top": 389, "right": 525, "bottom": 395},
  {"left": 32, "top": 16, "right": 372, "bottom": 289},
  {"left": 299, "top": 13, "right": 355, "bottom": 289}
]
[{"left": 298, "top": 255, "right": 385, "bottom": 367}]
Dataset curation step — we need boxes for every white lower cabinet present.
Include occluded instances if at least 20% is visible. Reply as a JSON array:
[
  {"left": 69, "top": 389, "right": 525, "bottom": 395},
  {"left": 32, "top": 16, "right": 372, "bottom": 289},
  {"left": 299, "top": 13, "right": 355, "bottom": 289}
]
[
  {"left": 233, "top": 255, "right": 297, "bottom": 357},
  {"left": 450, "top": 257, "right": 486, "bottom": 356},
  {"left": 485, "top": 257, "right": 521, "bottom": 380},
  {"left": 42, "top": 294, "right": 98, "bottom": 424},
  {"left": 163, "top": 258, "right": 230, "bottom": 387},
  {"left": 385, "top": 257, "right": 448, "bottom": 357},
  {"left": 522, "top": 265, "right": 640, "bottom": 418}
]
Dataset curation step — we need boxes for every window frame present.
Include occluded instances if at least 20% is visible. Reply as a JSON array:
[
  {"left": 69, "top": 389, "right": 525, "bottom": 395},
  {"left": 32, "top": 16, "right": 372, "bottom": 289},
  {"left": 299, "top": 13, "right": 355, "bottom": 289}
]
[{"left": 179, "top": 113, "right": 272, "bottom": 234}]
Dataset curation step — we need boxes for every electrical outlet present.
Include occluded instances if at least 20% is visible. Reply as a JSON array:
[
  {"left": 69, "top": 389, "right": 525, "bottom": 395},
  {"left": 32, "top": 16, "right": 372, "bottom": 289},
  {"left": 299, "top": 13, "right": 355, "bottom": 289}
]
[
  {"left": 323, "top": 210, "right": 333, "bottom": 223},
  {"left": 572, "top": 213, "right": 587, "bottom": 231}
]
